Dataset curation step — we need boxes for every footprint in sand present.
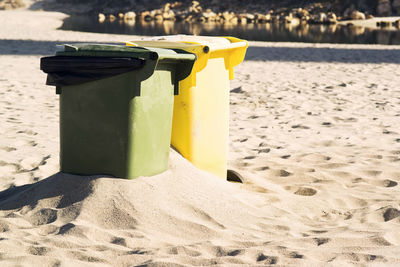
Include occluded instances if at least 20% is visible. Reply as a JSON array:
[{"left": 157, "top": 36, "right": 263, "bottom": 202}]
[
  {"left": 248, "top": 115, "right": 259, "bottom": 119},
  {"left": 17, "top": 130, "right": 38, "bottom": 136},
  {"left": 258, "top": 148, "right": 270, "bottom": 154},
  {"left": 351, "top": 177, "right": 365, "bottom": 183},
  {"left": 6, "top": 117, "right": 20, "bottom": 124},
  {"left": 227, "top": 249, "right": 243, "bottom": 256},
  {"left": 278, "top": 169, "right": 292, "bottom": 177},
  {"left": 382, "top": 179, "right": 398, "bottom": 187},
  {"left": 368, "top": 179, "right": 398, "bottom": 188},
  {"left": 313, "top": 237, "right": 330, "bottom": 246},
  {"left": 230, "top": 86, "right": 244, "bottom": 94},
  {"left": 291, "top": 124, "right": 310, "bottom": 129},
  {"left": 165, "top": 246, "right": 201, "bottom": 257},
  {"left": 28, "top": 208, "right": 58, "bottom": 226},
  {"left": 254, "top": 166, "right": 269, "bottom": 171},
  {"left": 256, "top": 253, "right": 278, "bottom": 264},
  {"left": 38, "top": 225, "right": 58, "bottom": 236},
  {"left": 362, "top": 170, "right": 382, "bottom": 177},
  {"left": 27, "top": 141, "right": 38, "bottom": 147},
  {"left": 0, "top": 146, "right": 17, "bottom": 152},
  {"left": 27, "top": 246, "right": 50, "bottom": 256},
  {"left": 127, "top": 249, "right": 149, "bottom": 255},
  {"left": 322, "top": 122, "right": 333, "bottom": 127},
  {"left": 19, "top": 156, "right": 46, "bottom": 171},
  {"left": 0, "top": 220, "right": 10, "bottom": 232},
  {"left": 110, "top": 237, "right": 127, "bottom": 247},
  {"left": 383, "top": 208, "right": 400, "bottom": 222},
  {"left": 58, "top": 223, "right": 79, "bottom": 235},
  {"left": 286, "top": 251, "right": 303, "bottom": 259},
  {"left": 293, "top": 187, "right": 317, "bottom": 196}
]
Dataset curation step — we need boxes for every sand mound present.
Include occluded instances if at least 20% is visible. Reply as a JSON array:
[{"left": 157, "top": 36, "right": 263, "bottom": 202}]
[{"left": 0, "top": 151, "right": 278, "bottom": 266}]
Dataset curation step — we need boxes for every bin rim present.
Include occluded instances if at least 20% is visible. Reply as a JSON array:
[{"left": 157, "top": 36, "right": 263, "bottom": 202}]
[
  {"left": 56, "top": 43, "right": 196, "bottom": 62},
  {"left": 43, "top": 43, "right": 196, "bottom": 95},
  {"left": 126, "top": 35, "right": 248, "bottom": 81},
  {"left": 126, "top": 35, "right": 248, "bottom": 53}
]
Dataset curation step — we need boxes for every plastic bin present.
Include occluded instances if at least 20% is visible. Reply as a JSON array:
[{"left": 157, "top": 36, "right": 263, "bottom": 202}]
[
  {"left": 41, "top": 44, "right": 195, "bottom": 179},
  {"left": 127, "top": 36, "right": 248, "bottom": 179}
]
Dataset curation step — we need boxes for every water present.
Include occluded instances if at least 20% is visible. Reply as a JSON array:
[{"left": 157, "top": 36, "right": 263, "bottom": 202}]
[{"left": 61, "top": 16, "right": 400, "bottom": 45}]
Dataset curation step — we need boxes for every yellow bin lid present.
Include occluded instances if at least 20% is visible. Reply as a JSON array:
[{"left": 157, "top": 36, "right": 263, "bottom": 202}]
[{"left": 126, "top": 35, "right": 248, "bottom": 82}]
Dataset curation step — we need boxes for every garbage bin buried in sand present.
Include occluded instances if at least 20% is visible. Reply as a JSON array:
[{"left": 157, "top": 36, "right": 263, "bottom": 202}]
[
  {"left": 127, "top": 36, "right": 248, "bottom": 180},
  {"left": 40, "top": 44, "right": 195, "bottom": 179}
]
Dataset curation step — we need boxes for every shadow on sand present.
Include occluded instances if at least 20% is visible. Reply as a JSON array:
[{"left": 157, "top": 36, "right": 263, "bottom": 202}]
[
  {"left": 1, "top": 39, "right": 400, "bottom": 64},
  {"left": 244, "top": 45, "right": 400, "bottom": 64},
  {"left": 0, "top": 40, "right": 120, "bottom": 56},
  {"left": 0, "top": 172, "right": 100, "bottom": 211}
]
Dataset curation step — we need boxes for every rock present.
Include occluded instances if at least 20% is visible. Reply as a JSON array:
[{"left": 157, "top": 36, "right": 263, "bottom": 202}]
[
  {"left": 265, "top": 13, "right": 272, "bottom": 22},
  {"left": 1, "top": 3, "right": 12, "bottom": 10},
  {"left": 0, "top": 0, "right": 24, "bottom": 10},
  {"left": 229, "top": 16, "right": 239, "bottom": 24},
  {"left": 139, "top": 11, "right": 151, "bottom": 21},
  {"left": 109, "top": 14, "right": 116, "bottom": 22},
  {"left": 98, "top": 13, "right": 106, "bottom": 23},
  {"left": 221, "top": 11, "right": 231, "bottom": 21},
  {"left": 294, "top": 8, "right": 309, "bottom": 19},
  {"left": 311, "top": 12, "right": 327, "bottom": 24},
  {"left": 20, "top": 157, "right": 41, "bottom": 171},
  {"left": 301, "top": 15, "right": 310, "bottom": 23},
  {"left": 327, "top": 12, "right": 337, "bottom": 24},
  {"left": 237, "top": 14, "right": 247, "bottom": 24},
  {"left": 163, "top": 3, "right": 171, "bottom": 12},
  {"left": 284, "top": 13, "right": 293, "bottom": 23},
  {"left": 124, "top": 11, "right": 136, "bottom": 21},
  {"left": 189, "top": 0, "right": 202, "bottom": 13},
  {"left": 197, "top": 16, "right": 206, "bottom": 22},
  {"left": 245, "top": 13, "right": 255, "bottom": 22},
  {"left": 163, "top": 10, "right": 175, "bottom": 20},
  {"left": 272, "top": 14, "right": 280, "bottom": 22},
  {"left": 174, "top": 9, "right": 189, "bottom": 21},
  {"left": 202, "top": 9, "right": 217, "bottom": 21},
  {"left": 350, "top": 10, "right": 366, "bottom": 20},
  {"left": 255, "top": 13, "right": 268, "bottom": 23},
  {"left": 184, "top": 14, "right": 193, "bottom": 22},
  {"left": 150, "top": 9, "right": 162, "bottom": 17},
  {"left": 154, "top": 13, "right": 163, "bottom": 21},
  {"left": 366, "top": 14, "right": 374, "bottom": 19},
  {"left": 318, "top": 12, "right": 327, "bottom": 23},
  {"left": 376, "top": 0, "right": 392, "bottom": 16},
  {"left": 221, "top": 11, "right": 235, "bottom": 21}
]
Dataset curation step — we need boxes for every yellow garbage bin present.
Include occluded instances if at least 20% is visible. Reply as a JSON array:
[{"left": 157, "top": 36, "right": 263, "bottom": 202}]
[{"left": 127, "top": 36, "right": 248, "bottom": 179}]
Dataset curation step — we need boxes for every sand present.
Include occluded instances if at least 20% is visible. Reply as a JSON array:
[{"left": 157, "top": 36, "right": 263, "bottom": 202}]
[{"left": 1, "top": 8, "right": 400, "bottom": 267}]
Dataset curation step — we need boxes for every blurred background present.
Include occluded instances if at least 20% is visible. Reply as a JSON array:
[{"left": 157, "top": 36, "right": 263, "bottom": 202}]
[{"left": 3, "top": 0, "right": 400, "bottom": 44}]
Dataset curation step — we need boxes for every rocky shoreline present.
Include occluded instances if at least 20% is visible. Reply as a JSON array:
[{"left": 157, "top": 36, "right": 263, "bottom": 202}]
[
  {"left": 96, "top": 1, "right": 400, "bottom": 29},
  {"left": 1, "top": 0, "right": 400, "bottom": 29}
]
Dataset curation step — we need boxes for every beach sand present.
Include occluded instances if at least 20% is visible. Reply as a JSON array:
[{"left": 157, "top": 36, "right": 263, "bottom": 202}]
[{"left": 1, "top": 9, "right": 400, "bottom": 266}]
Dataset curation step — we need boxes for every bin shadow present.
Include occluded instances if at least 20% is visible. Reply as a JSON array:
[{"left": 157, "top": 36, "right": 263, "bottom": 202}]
[
  {"left": 0, "top": 39, "right": 120, "bottom": 56},
  {"left": 2, "top": 39, "right": 400, "bottom": 65},
  {"left": 245, "top": 45, "right": 400, "bottom": 64},
  {"left": 0, "top": 172, "right": 109, "bottom": 211}
]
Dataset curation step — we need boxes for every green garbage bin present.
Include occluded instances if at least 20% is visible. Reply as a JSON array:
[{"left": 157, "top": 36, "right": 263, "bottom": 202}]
[{"left": 40, "top": 44, "right": 195, "bottom": 179}]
